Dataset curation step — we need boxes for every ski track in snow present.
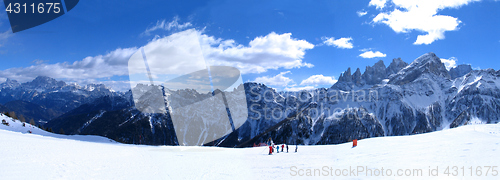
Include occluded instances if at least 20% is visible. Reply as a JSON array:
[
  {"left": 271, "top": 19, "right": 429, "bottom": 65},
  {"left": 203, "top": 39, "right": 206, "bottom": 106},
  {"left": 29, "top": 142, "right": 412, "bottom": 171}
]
[{"left": 1, "top": 113, "right": 499, "bottom": 179}]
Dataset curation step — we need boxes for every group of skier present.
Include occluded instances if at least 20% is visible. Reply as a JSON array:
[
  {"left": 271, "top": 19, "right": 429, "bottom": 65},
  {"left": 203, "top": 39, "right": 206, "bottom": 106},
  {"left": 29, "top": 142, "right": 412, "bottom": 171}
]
[{"left": 267, "top": 138, "right": 298, "bottom": 155}]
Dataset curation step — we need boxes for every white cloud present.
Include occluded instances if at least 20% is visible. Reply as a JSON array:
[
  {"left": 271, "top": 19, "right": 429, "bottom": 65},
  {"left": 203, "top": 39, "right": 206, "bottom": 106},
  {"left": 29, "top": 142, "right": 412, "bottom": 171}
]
[
  {"left": 371, "top": 0, "right": 479, "bottom": 45},
  {"left": 254, "top": 71, "right": 294, "bottom": 87},
  {"left": 31, "top": 59, "right": 49, "bottom": 65},
  {"left": 142, "top": 16, "right": 193, "bottom": 36},
  {"left": 322, "top": 37, "right": 353, "bottom": 49},
  {"left": 0, "top": 47, "right": 138, "bottom": 83},
  {"left": 254, "top": 73, "right": 337, "bottom": 91},
  {"left": 0, "top": 11, "right": 7, "bottom": 27},
  {"left": 440, "top": 57, "right": 457, "bottom": 70},
  {"left": 360, "top": 48, "right": 372, "bottom": 52},
  {"left": 300, "top": 75, "right": 337, "bottom": 86},
  {"left": 357, "top": 11, "right": 368, "bottom": 17},
  {"left": 359, "top": 51, "right": 387, "bottom": 58},
  {"left": 369, "top": 0, "right": 388, "bottom": 9},
  {"left": 0, "top": 28, "right": 315, "bottom": 91},
  {"left": 0, "top": 30, "right": 13, "bottom": 47},
  {"left": 203, "top": 32, "right": 315, "bottom": 74},
  {"left": 284, "top": 85, "right": 316, "bottom": 92}
]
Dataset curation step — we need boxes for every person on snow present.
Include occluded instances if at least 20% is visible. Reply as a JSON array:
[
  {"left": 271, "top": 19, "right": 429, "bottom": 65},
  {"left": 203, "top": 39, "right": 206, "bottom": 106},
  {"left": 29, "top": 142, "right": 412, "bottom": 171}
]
[
  {"left": 281, "top": 144, "right": 284, "bottom": 152},
  {"left": 267, "top": 138, "right": 273, "bottom": 146},
  {"left": 277, "top": 145, "right": 279, "bottom": 153},
  {"left": 295, "top": 144, "right": 298, "bottom": 152},
  {"left": 268, "top": 145, "right": 273, "bottom": 155},
  {"left": 283, "top": 140, "right": 288, "bottom": 153},
  {"left": 269, "top": 138, "right": 275, "bottom": 153}
]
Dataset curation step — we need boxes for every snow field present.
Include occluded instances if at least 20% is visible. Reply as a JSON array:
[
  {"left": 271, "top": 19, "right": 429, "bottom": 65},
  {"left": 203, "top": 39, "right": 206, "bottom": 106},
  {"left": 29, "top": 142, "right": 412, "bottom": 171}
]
[{"left": 0, "top": 113, "right": 498, "bottom": 179}]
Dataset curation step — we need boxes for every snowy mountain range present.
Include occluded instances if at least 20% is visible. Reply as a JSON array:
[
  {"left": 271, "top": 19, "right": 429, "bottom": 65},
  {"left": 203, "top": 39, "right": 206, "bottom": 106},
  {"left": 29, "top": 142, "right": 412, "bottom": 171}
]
[
  {"left": 1, "top": 52, "right": 499, "bottom": 146},
  {"left": 0, "top": 76, "right": 129, "bottom": 123},
  {"left": 233, "top": 52, "right": 500, "bottom": 147}
]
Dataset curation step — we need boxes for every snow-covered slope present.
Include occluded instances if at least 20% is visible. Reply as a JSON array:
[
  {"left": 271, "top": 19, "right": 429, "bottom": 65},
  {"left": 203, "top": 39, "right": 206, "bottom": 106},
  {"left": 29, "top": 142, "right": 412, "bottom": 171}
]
[
  {"left": 0, "top": 114, "right": 115, "bottom": 143},
  {"left": 0, "top": 120, "right": 498, "bottom": 179},
  {"left": 233, "top": 52, "right": 499, "bottom": 146},
  {"left": 36, "top": 52, "right": 500, "bottom": 147}
]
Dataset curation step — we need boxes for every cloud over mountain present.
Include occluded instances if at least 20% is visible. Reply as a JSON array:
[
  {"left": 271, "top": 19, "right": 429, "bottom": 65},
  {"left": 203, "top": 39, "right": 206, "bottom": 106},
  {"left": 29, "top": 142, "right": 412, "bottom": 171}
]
[{"left": 0, "top": 28, "right": 315, "bottom": 91}]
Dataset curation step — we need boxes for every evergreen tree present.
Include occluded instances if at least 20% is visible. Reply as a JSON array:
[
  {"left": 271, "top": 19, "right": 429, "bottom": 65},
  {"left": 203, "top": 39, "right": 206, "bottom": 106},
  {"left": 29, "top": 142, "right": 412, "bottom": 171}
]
[
  {"left": 59, "top": 128, "right": 65, "bottom": 135},
  {"left": 19, "top": 115, "right": 26, "bottom": 123},
  {"left": 29, "top": 119, "right": 36, "bottom": 126},
  {"left": 9, "top": 111, "right": 17, "bottom": 119}
]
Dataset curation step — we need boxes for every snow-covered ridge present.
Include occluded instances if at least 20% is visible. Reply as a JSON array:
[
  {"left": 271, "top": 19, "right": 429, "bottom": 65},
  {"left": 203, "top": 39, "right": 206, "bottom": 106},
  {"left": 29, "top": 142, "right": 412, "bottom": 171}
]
[
  {"left": 0, "top": 76, "right": 117, "bottom": 97},
  {"left": 233, "top": 52, "right": 499, "bottom": 147},
  {"left": 0, "top": 119, "right": 498, "bottom": 179},
  {"left": 0, "top": 52, "right": 497, "bottom": 147},
  {"left": 0, "top": 113, "right": 116, "bottom": 144}
]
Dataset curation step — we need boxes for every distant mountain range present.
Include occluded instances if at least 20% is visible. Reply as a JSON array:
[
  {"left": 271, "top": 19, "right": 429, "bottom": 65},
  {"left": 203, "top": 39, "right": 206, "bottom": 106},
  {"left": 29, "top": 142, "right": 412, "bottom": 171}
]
[
  {"left": 1, "top": 52, "right": 498, "bottom": 147},
  {"left": 0, "top": 76, "right": 129, "bottom": 124}
]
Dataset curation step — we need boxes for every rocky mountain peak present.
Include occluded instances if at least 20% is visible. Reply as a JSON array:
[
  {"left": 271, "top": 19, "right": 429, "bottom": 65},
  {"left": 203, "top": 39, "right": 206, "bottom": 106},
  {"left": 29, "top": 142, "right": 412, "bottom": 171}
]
[
  {"left": 386, "top": 58, "right": 408, "bottom": 76},
  {"left": 415, "top": 52, "right": 438, "bottom": 63},
  {"left": 362, "top": 60, "right": 387, "bottom": 85},
  {"left": 353, "top": 68, "right": 362, "bottom": 84},
  {"left": 338, "top": 67, "right": 353, "bottom": 82},
  {"left": 22, "top": 76, "right": 67, "bottom": 90},
  {"left": 388, "top": 52, "right": 450, "bottom": 85},
  {"left": 334, "top": 57, "right": 411, "bottom": 89},
  {"left": 353, "top": 68, "right": 362, "bottom": 75},
  {"left": 0, "top": 78, "right": 20, "bottom": 89},
  {"left": 335, "top": 57, "right": 410, "bottom": 88},
  {"left": 373, "top": 60, "right": 386, "bottom": 69},
  {"left": 449, "top": 64, "right": 473, "bottom": 79}
]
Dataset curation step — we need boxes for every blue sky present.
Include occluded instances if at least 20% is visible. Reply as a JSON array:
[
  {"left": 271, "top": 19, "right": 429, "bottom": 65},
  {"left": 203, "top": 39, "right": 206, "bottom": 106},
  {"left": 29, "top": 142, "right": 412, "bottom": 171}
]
[{"left": 0, "top": 0, "right": 499, "bottom": 91}]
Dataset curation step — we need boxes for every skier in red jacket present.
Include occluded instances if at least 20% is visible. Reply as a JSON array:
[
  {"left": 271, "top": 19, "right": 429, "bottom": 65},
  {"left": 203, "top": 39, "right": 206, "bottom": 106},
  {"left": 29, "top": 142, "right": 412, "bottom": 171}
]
[
  {"left": 281, "top": 144, "right": 284, "bottom": 152},
  {"left": 268, "top": 145, "right": 273, "bottom": 155}
]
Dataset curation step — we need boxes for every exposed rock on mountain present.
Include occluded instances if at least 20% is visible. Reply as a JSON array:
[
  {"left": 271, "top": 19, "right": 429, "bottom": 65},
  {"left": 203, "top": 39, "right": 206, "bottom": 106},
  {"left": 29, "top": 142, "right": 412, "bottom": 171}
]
[
  {"left": 362, "top": 60, "right": 387, "bottom": 85},
  {"left": 333, "top": 57, "right": 409, "bottom": 90},
  {"left": 0, "top": 76, "right": 126, "bottom": 124},
  {"left": 386, "top": 58, "right": 408, "bottom": 76},
  {"left": 388, "top": 52, "right": 450, "bottom": 85},
  {"left": 449, "top": 64, "right": 472, "bottom": 79},
  {"left": 4, "top": 52, "right": 498, "bottom": 147}
]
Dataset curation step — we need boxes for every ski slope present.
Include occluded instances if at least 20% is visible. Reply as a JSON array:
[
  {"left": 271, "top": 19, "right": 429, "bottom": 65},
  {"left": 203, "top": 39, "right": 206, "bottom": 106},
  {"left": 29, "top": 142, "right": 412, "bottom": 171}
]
[
  {"left": 0, "top": 114, "right": 116, "bottom": 144},
  {"left": 0, "top": 114, "right": 498, "bottom": 179}
]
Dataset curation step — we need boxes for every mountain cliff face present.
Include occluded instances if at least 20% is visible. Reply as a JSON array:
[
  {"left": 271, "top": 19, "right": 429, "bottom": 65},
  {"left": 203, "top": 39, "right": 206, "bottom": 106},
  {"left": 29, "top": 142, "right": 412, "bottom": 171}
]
[
  {"left": 388, "top": 52, "right": 450, "bottom": 85},
  {"left": 0, "top": 76, "right": 126, "bottom": 124},
  {"left": 449, "top": 64, "right": 473, "bottom": 79},
  {"left": 333, "top": 57, "right": 408, "bottom": 90},
  {"left": 447, "top": 69, "right": 500, "bottom": 126},
  {"left": 362, "top": 60, "right": 387, "bottom": 85},
  {"left": 222, "top": 52, "right": 499, "bottom": 146},
  {"left": 3, "top": 52, "right": 498, "bottom": 147}
]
